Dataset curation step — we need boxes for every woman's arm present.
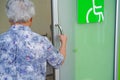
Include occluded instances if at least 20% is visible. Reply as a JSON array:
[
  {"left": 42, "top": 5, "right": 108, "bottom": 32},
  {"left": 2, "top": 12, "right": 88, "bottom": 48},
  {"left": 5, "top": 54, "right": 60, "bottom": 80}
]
[{"left": 59, "top": 35, "right": 67, "bottom": 64}]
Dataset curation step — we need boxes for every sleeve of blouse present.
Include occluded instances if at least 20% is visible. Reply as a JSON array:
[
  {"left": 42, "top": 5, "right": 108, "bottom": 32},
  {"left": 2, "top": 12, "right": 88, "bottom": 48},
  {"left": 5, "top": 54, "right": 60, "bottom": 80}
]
[{"left": 43, "top": 37, "right": 64, "bottom": 69}]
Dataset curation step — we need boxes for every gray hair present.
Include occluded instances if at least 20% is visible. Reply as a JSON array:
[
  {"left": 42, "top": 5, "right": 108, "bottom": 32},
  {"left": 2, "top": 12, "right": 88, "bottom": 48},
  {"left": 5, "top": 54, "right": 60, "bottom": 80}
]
[{"left": 6, "top": 0, "right": 35, "bottom": 23}]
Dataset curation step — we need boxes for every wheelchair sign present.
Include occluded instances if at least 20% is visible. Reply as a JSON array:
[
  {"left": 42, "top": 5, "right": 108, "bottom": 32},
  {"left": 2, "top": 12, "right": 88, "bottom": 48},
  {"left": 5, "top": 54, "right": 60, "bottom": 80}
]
[{"left": 77, "top": 0, "right": 104, "bottom": 24}]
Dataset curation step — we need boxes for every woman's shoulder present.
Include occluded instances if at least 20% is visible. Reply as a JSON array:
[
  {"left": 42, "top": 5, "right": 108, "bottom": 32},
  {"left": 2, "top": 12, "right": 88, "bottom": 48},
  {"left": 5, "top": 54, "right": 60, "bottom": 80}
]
[{"left": 0, "top": 32, "right": 12, "bottom": 42}]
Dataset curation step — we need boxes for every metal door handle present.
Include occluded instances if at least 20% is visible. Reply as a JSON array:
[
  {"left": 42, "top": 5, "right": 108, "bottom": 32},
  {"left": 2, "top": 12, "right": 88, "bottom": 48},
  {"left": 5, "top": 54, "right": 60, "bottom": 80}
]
[{"left": 55, "top": 24, "right": 64, "bottom": 35}]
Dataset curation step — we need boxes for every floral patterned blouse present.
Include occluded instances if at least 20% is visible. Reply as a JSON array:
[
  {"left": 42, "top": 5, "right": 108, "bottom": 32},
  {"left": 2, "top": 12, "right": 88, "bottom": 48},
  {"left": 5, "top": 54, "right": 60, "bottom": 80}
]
[{"left": 0, "top": 25, "right": 64, "bottom": 80}]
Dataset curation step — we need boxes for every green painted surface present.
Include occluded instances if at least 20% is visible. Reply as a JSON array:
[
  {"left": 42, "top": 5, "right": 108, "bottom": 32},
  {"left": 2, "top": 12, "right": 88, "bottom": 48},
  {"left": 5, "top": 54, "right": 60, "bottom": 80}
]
[
  {"left": 118, "top": 1, "right": 120, "bottom": 79},
  {"left": 75, "top": 0, "right": 115, "bottom": 80},
  {"left": 78, "top": 0, "right": 104, "bottom": 24},
  {"left": 119, "top": 35, "right": 120, "bottom": 80},
  {"left": 118, "top": 38, "right": 120, "bottom": 80}
]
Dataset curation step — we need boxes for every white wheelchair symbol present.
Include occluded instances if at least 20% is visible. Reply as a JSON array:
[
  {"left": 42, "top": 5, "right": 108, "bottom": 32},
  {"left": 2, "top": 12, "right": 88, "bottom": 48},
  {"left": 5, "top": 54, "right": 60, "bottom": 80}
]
[{"left": 86, "top": 0, "right": 104, "bottom": 23}]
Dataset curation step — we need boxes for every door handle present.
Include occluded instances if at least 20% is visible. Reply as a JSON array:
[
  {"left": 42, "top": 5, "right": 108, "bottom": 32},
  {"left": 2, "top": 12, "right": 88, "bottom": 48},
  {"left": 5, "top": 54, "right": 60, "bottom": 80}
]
[{"left": 55, "top": 24, "right": 64, "bottom": 35}]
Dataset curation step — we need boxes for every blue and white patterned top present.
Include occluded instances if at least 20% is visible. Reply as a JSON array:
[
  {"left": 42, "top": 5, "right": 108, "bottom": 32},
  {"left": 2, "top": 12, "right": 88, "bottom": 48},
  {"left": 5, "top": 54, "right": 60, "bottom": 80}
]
[{"left": 0, "top": 25, "right": 64, "bottom": 80}]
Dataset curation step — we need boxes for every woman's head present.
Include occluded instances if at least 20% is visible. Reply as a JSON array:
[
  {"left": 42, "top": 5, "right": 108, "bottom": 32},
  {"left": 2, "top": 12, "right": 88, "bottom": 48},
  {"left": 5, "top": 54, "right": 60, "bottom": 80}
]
[{"left": 6, "top": 0, "right": 35, "bottom": 23}]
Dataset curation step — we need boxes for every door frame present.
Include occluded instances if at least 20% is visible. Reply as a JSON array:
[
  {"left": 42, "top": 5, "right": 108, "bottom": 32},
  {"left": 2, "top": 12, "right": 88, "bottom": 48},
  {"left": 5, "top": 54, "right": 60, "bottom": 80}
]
[
  {"left": 114, "top": 0, "right": 119, "bottom": 80},
  {"left": 51, "top": 0, "right": 60, "bottom": 80}
]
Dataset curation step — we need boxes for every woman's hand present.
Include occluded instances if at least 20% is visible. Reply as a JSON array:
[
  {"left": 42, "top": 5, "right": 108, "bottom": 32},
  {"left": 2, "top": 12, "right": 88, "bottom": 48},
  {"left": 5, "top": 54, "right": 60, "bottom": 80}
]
[{"left": 59, "top": 35, "right": 67, "bottom": 44}]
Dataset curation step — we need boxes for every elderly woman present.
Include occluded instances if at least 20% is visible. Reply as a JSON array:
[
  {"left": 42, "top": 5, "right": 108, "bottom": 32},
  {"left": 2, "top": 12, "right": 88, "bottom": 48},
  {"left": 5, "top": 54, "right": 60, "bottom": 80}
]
[{"left": 0, "top": 0, "right": 67, "bottom": 80}]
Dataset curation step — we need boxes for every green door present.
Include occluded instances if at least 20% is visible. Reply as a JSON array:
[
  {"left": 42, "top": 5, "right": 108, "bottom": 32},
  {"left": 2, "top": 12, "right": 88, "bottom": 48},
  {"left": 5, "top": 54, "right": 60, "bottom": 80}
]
[{"left": 57, "top": 0, "right": 116, "bottom": 80}]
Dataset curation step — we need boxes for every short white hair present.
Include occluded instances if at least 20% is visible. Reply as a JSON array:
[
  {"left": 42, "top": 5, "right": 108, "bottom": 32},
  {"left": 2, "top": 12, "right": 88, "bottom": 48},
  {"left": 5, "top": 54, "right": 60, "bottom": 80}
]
[{"left": 6, "top": 0, "right": 35, "bottom": 23}]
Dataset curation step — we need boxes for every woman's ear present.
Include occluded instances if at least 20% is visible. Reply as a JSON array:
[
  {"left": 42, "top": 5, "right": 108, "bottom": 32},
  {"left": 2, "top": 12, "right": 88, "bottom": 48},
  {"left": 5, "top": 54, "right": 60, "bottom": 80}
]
[
  {"left": 29, "top": 18, "right": 33, "bottom": 26},
  {"left": 30, "top": 18, "right": 32, "bottom": 22}
]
